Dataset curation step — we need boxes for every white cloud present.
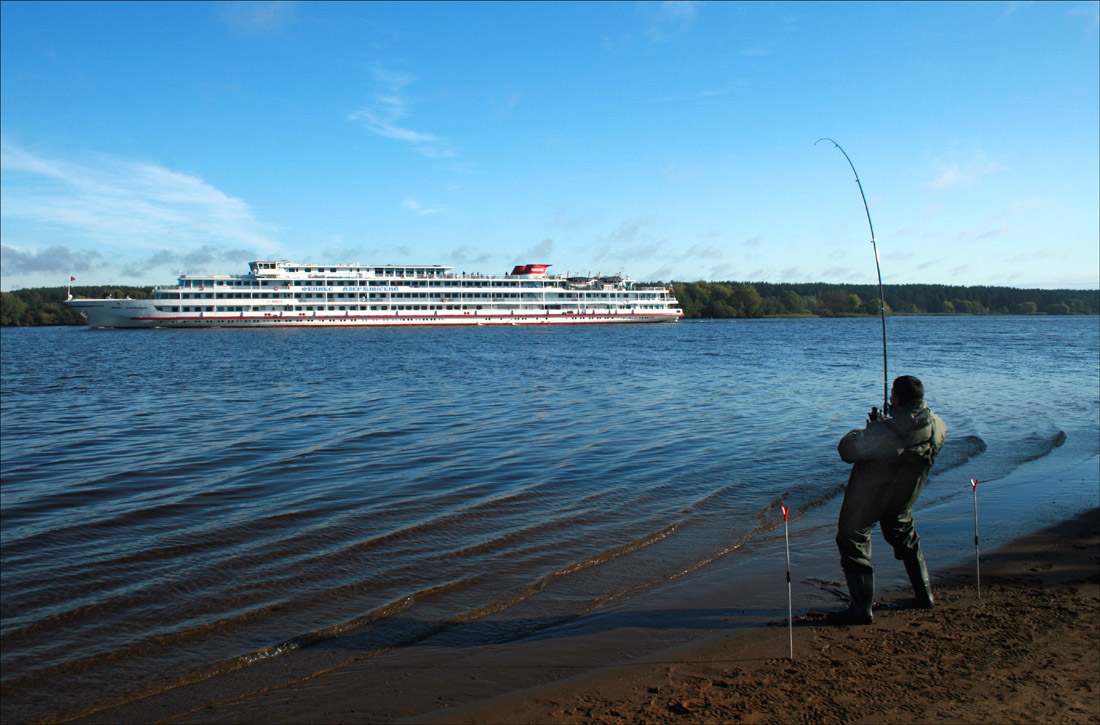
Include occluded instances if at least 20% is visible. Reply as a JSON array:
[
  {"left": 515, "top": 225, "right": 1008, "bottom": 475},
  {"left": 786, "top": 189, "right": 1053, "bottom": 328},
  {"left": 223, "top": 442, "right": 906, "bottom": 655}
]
[
  {"left": 958, "top": 225, "right": 1009, "bottom": 240},
  {"left": 216, "top": 1, "right": 296, "bottom": 37},
  {"left": 926, "top": 154, "right": 1007, "bottom": 190},
  {"left": 0, "top": 139, "right": 280, "bottom": 254},
  {"left": 643, "top": 1, "right": 697, "bottom": 42},
  {"left": 1003, "top": 1, "right": 1036, "bottom": 20},
  {"left": 1009, "top": 198, "right": 1042, "bottom": 217},
  {"left": 349, "top": 68, "right": 453, "bottom": 158},
  {"left": 660, "top": 162, "right": 705, "bottom": 181},
  {"left": 350, "top": 110, "right": 439, "bottom": 144},
  {"left": 1067, "top": 2, "right": 1099, "bottom": 29},
  {"left": 401, "top": 197, "right": 444, "bottom": 215}
]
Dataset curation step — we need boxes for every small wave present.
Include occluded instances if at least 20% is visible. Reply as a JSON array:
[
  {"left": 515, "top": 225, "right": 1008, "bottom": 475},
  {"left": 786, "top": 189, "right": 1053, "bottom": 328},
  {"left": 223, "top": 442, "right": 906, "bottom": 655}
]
[
  {"left": 550, "top": 522, "right": 681, "bottom": 577},
  {"left": 932, "top": 434, "right": 988, "bottom": 473},
  {"left": 29, "top": 579, "right": 474, "bottom": 724},
  {"left": 1019, "top": 430, "right": 1067, "bottom": 463}
]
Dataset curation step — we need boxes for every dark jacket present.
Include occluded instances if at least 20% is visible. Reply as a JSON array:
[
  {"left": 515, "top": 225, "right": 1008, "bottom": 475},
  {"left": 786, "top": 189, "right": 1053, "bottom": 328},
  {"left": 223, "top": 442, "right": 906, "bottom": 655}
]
[{"left": 838, "top": 399, "right": 946, "bottom": 468}]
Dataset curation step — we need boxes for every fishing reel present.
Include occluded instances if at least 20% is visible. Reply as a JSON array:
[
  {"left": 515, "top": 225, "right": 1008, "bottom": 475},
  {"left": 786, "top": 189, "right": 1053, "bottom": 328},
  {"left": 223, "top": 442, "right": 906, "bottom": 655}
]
[{"left": 868, "top": 405, "right": 890, "bottom": 422}]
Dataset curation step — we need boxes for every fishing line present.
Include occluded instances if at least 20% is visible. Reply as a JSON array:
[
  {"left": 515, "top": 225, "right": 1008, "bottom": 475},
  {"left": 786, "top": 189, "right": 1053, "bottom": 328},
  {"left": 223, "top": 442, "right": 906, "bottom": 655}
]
[{"left": 816, "top": 138, "right": 889, "bottom": 413}]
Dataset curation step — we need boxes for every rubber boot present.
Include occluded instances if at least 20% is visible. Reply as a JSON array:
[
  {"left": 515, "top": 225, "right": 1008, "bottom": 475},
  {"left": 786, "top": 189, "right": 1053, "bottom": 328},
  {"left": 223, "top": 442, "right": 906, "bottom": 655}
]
[
  {"left": 903, "top": 549, "right": 934, "bottom": 609},
  {"left": 828, "top": 572, "right": 875, "bottom": 625}
]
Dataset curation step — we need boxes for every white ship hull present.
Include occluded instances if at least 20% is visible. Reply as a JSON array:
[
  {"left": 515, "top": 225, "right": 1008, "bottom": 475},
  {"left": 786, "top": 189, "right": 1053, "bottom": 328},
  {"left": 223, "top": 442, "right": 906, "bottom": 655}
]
[{"left": 66, "top": 261, "right": 683, "bottom": 329}]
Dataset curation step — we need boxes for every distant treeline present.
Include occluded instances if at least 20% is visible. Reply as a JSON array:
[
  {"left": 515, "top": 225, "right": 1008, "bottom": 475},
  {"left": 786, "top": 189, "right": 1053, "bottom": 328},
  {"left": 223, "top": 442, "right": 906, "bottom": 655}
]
[
  {"left": 1, "top": 282, "right": 1097, "bottom": 326},
  {"left": 2, "top": 286, "right": 153, "bottom": 326},
  {"left": 670, "top": 281, "right": 1099, "bottom": 318}
]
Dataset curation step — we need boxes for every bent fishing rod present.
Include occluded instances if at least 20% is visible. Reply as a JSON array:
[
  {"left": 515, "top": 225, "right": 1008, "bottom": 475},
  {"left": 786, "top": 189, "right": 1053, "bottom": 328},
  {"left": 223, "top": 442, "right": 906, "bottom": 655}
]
[{"left": 816, "top": 138, "right": 889, "bottom": 415}]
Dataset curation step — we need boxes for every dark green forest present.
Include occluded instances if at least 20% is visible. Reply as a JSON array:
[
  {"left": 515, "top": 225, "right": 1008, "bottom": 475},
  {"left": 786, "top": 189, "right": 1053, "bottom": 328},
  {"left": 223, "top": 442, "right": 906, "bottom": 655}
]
[
  {"left": 1, "top": 282, "right": 1097, "bottom": 326},
  {"left": 670, "top": 281, "right": 1099, "bottom": 318}
]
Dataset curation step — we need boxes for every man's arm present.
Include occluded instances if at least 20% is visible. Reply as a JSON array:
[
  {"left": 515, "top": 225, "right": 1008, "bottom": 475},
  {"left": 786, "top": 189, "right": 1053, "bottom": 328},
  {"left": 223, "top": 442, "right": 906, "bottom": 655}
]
[{"left": 838, "top": 421, "right": 904, "bottom": 463}]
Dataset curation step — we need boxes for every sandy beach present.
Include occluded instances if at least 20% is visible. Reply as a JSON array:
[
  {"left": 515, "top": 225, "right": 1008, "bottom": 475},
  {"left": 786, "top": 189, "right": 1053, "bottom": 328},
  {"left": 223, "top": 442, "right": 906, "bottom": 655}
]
[
  {"left": 435, "top": 507, "right": 1100, "bottom": 725},
  {"left": 77, "top": 506, "right": 1099, "bottom": 724}
]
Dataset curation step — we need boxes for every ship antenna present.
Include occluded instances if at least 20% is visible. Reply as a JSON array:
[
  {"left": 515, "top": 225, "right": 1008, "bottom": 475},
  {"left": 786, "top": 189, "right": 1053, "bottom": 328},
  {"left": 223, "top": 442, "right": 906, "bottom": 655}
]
[{"left": 816, "top": 138, "right": 889, "bottom": 413}]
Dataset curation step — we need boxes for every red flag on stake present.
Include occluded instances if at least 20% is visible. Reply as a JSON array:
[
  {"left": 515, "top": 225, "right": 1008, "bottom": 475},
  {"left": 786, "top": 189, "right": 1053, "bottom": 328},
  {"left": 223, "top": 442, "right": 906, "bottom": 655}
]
[
  {"left": 70, "top": 276, "right": 76, "bottom": 281},
  {"left": 781, "top": 505, "right": 793, "bottom": 659},
  {"left": 971, "top": 479, "right": 981, "bottom": 599}
]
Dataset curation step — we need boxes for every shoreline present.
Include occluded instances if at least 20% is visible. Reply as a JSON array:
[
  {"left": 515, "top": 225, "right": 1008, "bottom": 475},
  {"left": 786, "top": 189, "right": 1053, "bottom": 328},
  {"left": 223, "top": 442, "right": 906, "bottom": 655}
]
[
  {"left": 431, "top": 507, "right": 1099, "bottom": 725},
  {"left": 75, "top": 503, "right": 1100, "bottom": 724}
]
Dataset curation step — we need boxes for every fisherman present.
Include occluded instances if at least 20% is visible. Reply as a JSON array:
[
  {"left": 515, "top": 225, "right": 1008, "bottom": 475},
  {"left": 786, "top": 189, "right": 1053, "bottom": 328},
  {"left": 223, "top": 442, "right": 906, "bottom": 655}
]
[{"left": 831, "top": 375, "right": 946, "bottom": 625}]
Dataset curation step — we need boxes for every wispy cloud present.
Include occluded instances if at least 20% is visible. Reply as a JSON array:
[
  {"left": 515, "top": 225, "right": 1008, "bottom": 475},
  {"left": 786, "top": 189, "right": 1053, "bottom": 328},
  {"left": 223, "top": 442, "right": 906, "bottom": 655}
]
[
  {"left": 118, "top": 246, "right": 257, "bottom": 277},
  {"left": 0, "top": 139, "right": 279, "bottom": 253},
  {"left": 592, "top": 218, "right": 664, "bottom": 265},
  {"left": 402, "top": 197, "right": 444, "bottom": 215},
  {"left": 708, "top": 262, "right": 734, "bottom": 279},
  {"left": 450, "top": 247, "right": 492, "bottom": 267},
  {"left": 643, "top": 1, "right": 697, "bottom": 42},
  {"left": 655, "top": 81, "right": 743, "bottom": 101},
  {"left": 959, "top": 225, "right": 1009, "bottom": 240},
  {"left": 822, "top": 266, "right": 859, "bottom": 280},
  {"left": 216, "top": 1, "right": 296, "bottom": 37},
  {"left": 660, "top": 162, "right": 705, "bottom": 181},
  {"left": 602, "top": 218, "right": 654, "bottom": 246},
  {"left": 550, "top": 206, "right": 602, "bottom": 229},
  {"left": 1068, "top": 2, "right": 1099, "bottom": 30},
  {"left": 349, "top": 68, "right": 453, "bottom": 158},
  {"left": 518, "top": 238, "right": 554, "bottom": 263},
  {"left": 1009, "top": 198, "right": 1042, "bottom": 216},
  {"left": 1002, "top": 1, "right": 1036, "bottom": 20},
  {"left": 926, "top": 154, "right": 1006, "bottom": 190}
]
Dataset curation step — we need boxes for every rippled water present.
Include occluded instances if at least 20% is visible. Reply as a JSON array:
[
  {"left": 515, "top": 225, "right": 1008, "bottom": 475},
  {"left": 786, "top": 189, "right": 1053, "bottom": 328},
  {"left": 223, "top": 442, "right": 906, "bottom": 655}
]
[{"left": 2, "top": 317, "right": 1097, "bottom": 722}]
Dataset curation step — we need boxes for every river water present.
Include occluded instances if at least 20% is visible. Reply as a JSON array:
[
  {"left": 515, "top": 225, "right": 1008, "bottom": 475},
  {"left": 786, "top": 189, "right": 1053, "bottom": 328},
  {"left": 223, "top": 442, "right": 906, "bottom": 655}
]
[{"left": 2, "top": 316, "right": 1097, "bottom": 722}]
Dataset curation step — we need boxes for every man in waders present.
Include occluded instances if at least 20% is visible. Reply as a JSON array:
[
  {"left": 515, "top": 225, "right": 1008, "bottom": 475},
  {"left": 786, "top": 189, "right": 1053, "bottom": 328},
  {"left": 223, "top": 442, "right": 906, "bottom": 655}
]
[{"left": 831, "top": 375, "right": 946, "bottom": 625}]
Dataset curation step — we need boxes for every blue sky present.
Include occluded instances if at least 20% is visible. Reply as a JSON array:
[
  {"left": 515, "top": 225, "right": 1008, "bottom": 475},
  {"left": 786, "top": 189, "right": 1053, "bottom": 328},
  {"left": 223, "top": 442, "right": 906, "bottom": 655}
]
[{"left": 2, "top": 1, "right": 1098, "bottom": 291}]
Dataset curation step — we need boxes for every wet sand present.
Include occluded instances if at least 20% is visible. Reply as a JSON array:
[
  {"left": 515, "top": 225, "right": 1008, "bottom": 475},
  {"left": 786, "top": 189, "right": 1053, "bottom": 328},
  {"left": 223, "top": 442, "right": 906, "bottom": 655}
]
[
  {"left": 80, "top": 506, "right": 1099, "bottom": 724},
  {"left": 432, "top": 507, "right": 1100, "bottom": 725}
]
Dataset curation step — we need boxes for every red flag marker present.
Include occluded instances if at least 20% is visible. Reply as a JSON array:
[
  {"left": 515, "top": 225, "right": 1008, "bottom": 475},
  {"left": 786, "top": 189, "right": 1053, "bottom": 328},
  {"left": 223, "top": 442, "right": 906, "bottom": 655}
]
[
  {"left": 781, "top": 505, "right": 793, "bottom": 659},
  {"left": 971, "top": 478, "right": 981, "bottom": 599}
]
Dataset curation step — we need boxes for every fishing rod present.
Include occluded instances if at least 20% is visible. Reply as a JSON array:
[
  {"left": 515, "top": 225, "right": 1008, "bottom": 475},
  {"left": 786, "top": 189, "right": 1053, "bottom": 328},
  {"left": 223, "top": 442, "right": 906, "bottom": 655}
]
[{"left": 816, "top": 138, "right": 889, "bottom": 415}]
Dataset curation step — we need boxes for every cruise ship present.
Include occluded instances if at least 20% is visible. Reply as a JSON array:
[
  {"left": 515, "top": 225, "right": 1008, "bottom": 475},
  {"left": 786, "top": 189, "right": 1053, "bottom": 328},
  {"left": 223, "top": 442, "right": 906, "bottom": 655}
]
[{"left": 65, "top": 261, "right": 683, "bottom": 328}]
